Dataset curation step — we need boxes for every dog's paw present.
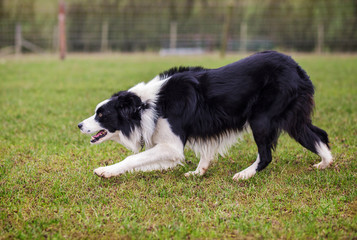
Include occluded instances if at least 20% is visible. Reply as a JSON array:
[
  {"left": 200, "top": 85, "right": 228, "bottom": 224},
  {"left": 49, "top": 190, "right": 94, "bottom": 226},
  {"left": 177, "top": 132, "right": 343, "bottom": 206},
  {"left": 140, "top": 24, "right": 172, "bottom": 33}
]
[
  {"left": 184, "top": 170, "right": 200, "bottom": 177},
  {"left": 185, "top": 171, "right": 199, "bottom": 177},
  {"left": 94, "top": 167, "right": 116, "bottom": 178},
  {"left": 233, "top": 169, "right": 256, "bottom": 181},
  {"left": 313, "top": 161, "right": 331, "bottom": 169},
  {"left": 184, "top": 167, "right": 208, "bottom": 177}
]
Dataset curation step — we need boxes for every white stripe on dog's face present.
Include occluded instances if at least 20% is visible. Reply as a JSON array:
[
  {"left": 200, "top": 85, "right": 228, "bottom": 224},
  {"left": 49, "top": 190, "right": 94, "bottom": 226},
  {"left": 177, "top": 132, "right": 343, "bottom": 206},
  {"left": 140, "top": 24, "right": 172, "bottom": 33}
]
[
  {"left": 95, "top": 99, "right": 109, "bottom": 112},
  {"left": 80, "top": 99, "right": 109, "bottom": 134}
]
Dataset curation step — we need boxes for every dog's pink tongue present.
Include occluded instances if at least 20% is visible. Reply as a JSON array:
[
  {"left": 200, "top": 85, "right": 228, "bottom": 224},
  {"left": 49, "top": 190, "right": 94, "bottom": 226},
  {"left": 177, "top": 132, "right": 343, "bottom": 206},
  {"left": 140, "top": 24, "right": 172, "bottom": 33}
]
[
  {"left": 91, "top": 130, "right": 106, "bottom": 142},
  {"left": 94, "top": 131, "right": 104, "bottom": 138}
]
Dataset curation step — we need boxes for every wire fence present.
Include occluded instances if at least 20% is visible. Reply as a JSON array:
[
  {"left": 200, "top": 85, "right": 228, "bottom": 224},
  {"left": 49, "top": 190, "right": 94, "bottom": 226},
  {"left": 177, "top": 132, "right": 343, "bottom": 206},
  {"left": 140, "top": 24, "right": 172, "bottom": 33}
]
[{"left": 0, "top": 0, "right": 356, "bottom": 55}]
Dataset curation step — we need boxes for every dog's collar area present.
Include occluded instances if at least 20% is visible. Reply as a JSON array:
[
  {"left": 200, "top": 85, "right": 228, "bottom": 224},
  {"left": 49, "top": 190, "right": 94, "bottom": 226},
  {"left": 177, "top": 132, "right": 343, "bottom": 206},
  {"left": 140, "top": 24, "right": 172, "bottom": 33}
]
[
  {"left": 138, "top": 103, "right": 148, "bottom": 151},
  {"left": 138, "top": 102, "right": 150, "bottom": 112},
  {"left": 140, "top": 135, "right": 145, "bottom": 150}
]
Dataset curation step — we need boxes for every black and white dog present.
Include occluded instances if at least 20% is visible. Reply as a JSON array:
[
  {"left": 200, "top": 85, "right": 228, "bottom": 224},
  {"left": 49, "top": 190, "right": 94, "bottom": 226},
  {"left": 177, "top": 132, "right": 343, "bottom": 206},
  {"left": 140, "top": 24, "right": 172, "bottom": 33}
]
[{"left": 78, "top": 51, "right": 333, "bottom": 180}]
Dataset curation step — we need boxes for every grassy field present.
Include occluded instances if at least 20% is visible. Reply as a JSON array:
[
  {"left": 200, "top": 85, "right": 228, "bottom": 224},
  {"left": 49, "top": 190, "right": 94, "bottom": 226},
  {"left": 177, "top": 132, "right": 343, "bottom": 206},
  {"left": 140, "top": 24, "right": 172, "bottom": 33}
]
[{"left": 0, "top": 53, "right": 356, "bottom": 239}]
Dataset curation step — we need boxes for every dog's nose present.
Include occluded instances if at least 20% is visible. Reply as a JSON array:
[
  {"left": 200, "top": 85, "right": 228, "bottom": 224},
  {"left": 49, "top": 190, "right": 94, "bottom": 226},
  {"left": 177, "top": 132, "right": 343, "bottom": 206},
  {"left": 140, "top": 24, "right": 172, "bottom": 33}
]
[{"left": 78, "top": 123, "right": 83, "bottom": 129}]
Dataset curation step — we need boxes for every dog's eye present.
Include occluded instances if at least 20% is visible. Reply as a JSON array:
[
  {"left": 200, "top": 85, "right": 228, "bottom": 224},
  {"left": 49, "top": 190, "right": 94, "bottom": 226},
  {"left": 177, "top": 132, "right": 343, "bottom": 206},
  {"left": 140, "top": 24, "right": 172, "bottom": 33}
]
[{"left": 98, "top": 113, "right": 103, "bottom": 118}]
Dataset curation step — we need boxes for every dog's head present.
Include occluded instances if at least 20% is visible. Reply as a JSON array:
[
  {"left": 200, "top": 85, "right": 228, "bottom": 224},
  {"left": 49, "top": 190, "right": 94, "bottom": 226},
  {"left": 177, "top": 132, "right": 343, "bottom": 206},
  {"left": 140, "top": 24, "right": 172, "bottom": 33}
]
[{"left": 78, "top": 91, "right": 144, "bottom": 145}]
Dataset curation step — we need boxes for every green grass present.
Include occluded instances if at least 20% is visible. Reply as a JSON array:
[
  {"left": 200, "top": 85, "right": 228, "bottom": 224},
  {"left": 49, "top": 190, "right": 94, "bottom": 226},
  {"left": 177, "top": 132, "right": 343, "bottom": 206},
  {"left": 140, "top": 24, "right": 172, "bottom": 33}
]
[{"left": 0, "top": 53, "right": 356, "bottom": 239}]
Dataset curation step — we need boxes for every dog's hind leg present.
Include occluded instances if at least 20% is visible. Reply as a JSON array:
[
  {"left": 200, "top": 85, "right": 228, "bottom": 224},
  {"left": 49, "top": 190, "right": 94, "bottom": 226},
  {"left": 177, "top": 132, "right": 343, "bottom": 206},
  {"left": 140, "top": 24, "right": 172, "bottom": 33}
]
[
  {"left": 233, "top": 154, "right": 260, "bottom": 180},
  {"left": 233, "top": 117, "right": 278, "bottom": 181},
  {"left": 314, "top": 141, "right": 333, "bottom": 169},
  {"left": 288, "top": 123, "right": 333, "bottom": 169},
  {"left": 233, "top": 141, "right": 274, "bottom": 180}
]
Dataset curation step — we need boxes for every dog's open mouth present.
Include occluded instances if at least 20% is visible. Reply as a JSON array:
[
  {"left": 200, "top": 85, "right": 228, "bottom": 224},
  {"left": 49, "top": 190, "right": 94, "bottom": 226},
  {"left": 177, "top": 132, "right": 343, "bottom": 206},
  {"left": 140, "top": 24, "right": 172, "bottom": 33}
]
[{"left": 91, "top": 130, "right": 108, "bottom": 143}]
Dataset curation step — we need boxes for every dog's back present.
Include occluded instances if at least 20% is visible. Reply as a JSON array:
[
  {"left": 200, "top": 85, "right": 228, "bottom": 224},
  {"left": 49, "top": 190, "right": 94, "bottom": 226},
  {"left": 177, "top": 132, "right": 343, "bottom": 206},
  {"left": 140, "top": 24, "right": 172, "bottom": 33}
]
[{"left": 157, "top": 51, "right": 313, "bottom": 141}]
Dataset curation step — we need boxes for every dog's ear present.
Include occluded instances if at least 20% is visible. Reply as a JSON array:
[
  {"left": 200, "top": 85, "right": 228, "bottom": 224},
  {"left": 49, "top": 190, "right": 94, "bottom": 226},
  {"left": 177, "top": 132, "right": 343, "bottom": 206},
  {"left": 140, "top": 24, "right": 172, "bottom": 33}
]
[{"left": 115, "top": 92, "right": 143, "bottom": 120}]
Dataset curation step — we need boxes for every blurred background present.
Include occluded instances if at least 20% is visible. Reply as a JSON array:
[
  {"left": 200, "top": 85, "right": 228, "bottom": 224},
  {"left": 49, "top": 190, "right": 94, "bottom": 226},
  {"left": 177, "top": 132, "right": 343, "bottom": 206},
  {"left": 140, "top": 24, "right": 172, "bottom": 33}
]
[{"left": 0, "top": 0, "right": 356, "bottom": 56}]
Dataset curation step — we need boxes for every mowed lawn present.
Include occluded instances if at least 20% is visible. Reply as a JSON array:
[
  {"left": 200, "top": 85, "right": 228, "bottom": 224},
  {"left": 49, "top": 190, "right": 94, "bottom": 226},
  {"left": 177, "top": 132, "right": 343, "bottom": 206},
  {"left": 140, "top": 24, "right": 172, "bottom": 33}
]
[{"left": 0, "top": 53, "right": 356, "bottom": 239}]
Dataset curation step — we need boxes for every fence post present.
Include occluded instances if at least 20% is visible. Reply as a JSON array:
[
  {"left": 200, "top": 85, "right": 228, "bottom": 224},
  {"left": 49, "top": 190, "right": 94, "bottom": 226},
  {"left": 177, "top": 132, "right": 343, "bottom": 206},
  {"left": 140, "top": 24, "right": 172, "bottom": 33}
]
[
  {"left": 220, "top": 2, "right": 233, "bottom": 57},
  {"left": 101, "top": 20, "right": 109, "bottom": 52},
  {"left": 59, "top": 0, "right": 66, "bottom": 60},
  {"left": 239, "top": 22, "right": 247, "bottom": 53},
  {"left": 169, "top": 21, "right": 177, "bottom": 49},
  {"left": 15, "top": 23, "right": 22, "bottom": 55},
  {"left": 316, "top": 23, "right": 324, "bottom": 54}
]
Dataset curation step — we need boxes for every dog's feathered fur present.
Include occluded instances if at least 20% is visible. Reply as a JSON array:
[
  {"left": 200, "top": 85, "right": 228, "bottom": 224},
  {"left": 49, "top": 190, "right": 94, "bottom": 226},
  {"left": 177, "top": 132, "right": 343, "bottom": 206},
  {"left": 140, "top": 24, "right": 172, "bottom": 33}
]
[{"left": 78, "top": 51, "right": 333, "bottom": 180}]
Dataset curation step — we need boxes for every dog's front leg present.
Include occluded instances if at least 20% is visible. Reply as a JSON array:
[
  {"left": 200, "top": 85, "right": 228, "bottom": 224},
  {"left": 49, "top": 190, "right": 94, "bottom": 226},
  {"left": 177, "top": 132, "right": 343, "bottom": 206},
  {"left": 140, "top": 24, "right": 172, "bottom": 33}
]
[
  {"left": 184, "top": 155, "right": 213, "bottom": 177},
  {"left": 93, "top": 143, "right": 184, "bottom": 178}
]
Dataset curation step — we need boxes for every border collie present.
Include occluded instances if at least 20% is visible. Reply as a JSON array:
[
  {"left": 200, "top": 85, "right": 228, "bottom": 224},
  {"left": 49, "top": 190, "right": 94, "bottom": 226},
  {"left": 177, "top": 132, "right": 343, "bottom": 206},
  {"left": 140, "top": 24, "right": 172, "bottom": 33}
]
[{"left": 78, "top": 51, "right": 333, "bottom": 180}]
